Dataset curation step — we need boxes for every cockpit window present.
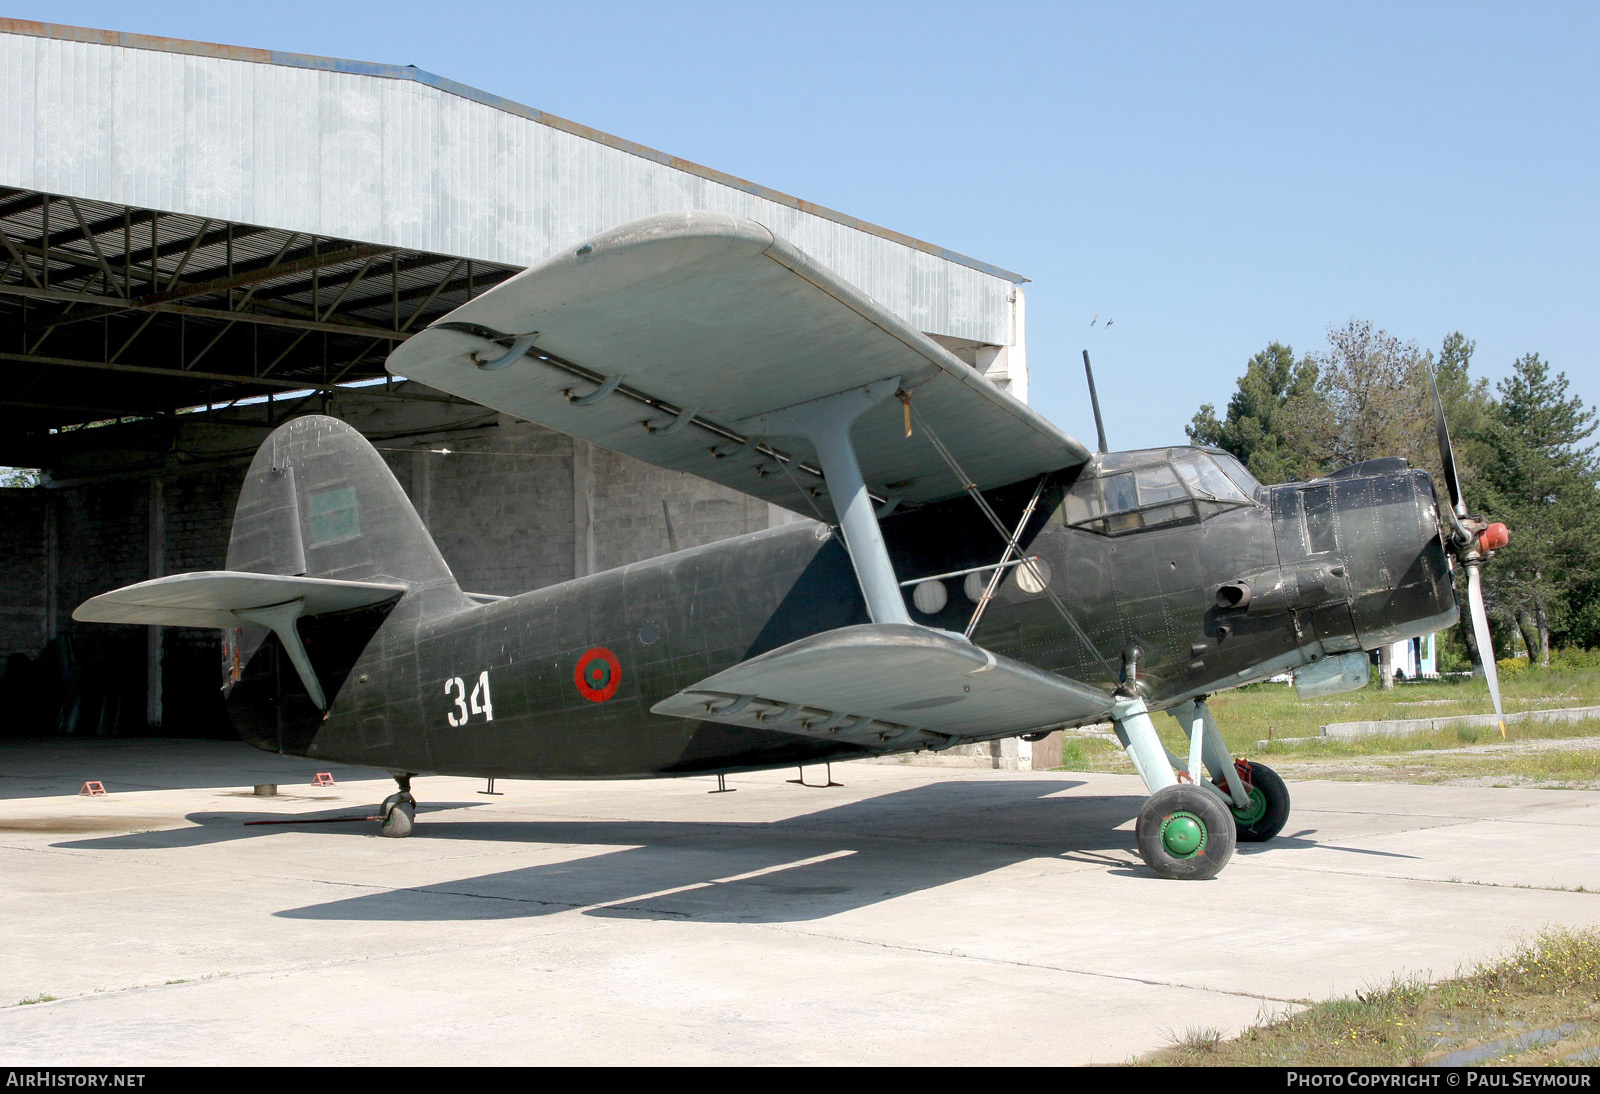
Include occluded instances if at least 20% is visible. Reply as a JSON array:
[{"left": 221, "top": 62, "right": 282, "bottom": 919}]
[
  {"left": 1136, "top": 463, "right": 1188, "bottom": 505},
  {"left": 1174, "top": 453, "right": 1250, "bottom": 504},
  {"left": 1102, "top": 472, "right": 1137, "bottom": 513},
  {"left": 1062, "top": 449, "right": 1257, "bottom": 536},
  {"left": 1210, "top": 452, "right": 1263, "bottom": 498}
]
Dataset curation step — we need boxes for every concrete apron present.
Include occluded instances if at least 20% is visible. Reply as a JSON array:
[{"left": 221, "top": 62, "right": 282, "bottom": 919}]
[{"left": 1, "top": 739, "right": 1597, "bottom": 1065}]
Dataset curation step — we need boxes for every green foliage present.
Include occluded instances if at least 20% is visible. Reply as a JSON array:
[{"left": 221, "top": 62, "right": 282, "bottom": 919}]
[
  {"left": 1470, "top": 926, "right": 1600, "bottom": 998},
  {"left": 1145, "top": 927, "right": 1600, "bottom": 1067},
  {"left": 1473, "top": 353, "right": 1600, "bottom": 654},
  {"left": 1187, "top": 341, "right": 1323, "bottom": 484},
  {"left": 1550, "top": 646, "right": 1600, "bottom": 671},
  {"left": 0, "top": 467, "right": 41, "bottom": 488},
  {"left": 1305, "top": 320, "right": 1433, "bottom": 470}
]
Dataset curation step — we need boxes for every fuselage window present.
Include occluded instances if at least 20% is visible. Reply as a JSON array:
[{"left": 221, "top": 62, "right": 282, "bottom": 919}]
[
  {"left": 1303, "top": 485, "right": 1337, "bottom": 553},
  {"left": 1064, "top": 478, "right": 1103, "bottom": 524}
]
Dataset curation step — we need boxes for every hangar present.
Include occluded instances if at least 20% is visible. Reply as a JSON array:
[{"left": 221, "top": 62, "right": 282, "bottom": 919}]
[{"left": 0, "top": 19, "right": 1032, "bottom": 751}]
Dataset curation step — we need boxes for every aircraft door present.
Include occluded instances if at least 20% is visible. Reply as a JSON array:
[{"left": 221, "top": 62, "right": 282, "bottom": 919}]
[{"left": 1270, "top": 484, "right": 1361, "bottom": 654}]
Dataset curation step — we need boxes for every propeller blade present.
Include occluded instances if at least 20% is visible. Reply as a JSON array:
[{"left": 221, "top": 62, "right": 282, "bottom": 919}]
[
  {"left": 1427, "top": 364, "right": 1468, "bottom": 518},
  {"left": 1465, "top": 564, "right": 1506, "bottom": 738}
]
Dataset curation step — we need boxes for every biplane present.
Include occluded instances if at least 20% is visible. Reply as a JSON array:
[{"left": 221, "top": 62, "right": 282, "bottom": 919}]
[{"left": 76, "top": 211, "right": 1508, "bottom": 879}]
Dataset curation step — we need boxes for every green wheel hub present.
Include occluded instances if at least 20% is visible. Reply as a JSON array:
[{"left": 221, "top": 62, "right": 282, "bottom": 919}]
[
  {"left": 1231, "top": 786, "right": 1268, "bottom": 826},
  {"left": 1160, "top": 811, "right": 1207, "bottom": 858}
]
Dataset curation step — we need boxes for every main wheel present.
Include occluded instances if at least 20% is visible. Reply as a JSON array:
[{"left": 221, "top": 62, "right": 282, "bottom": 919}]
[
  {"left": 379, "top": 795, "right": 414, "bottom": 838},
  {"left": 1229, "top": 762, "right": 1290, "bottom": 842},
  {"left": 1135, "top": 783, "right": 1236, "bottom": 880}
]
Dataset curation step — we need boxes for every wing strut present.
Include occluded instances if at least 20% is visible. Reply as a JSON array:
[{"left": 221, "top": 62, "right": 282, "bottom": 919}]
[{"left": 741, "top": 379, "right": 911, "bottom": 627}]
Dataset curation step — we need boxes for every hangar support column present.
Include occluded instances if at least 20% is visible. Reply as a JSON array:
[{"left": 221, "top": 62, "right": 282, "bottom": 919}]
[{"left": 145, "top": 473, "right": 165, "bottom": 730}]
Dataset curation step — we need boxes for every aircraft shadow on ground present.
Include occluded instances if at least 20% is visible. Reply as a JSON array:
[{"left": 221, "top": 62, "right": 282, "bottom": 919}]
[
  {"left": 57, "top": 777, "right": 1402, "bottom": 924},
  {"left": 51, "top": 778, "right": 1416, "bottom": 924}
]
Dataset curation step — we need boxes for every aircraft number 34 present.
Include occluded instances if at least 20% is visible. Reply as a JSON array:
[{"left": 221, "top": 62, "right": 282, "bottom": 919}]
[{"left": 445, "top": 671, "right": 494, "bottom": 727}]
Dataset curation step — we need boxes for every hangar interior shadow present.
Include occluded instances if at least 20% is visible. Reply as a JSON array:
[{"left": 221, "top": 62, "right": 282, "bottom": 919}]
[{"left": 53, "top": 778, "right": 1416, "bottom": 925}]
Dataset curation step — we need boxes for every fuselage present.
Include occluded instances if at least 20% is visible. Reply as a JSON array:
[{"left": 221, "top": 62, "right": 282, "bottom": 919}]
[{"left": 229, "top": 446, "right": 1457, "bottom": 779}]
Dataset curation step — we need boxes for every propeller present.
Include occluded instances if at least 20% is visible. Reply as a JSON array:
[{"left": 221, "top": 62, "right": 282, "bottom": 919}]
[{"left": 1427, "top": 365, "right": 1511, "bottom": 736}]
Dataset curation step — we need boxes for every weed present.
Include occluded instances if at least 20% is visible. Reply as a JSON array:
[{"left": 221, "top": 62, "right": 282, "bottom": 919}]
[
  {"left": 16, "top": 994, "right": 56, "bottom": 1005},
  {"left": 1163, "top": 1024, "right": 1225, "bottom": 1053},
  {"left": 1142, "top": 927, "right": 1600, "bottom": 1067}
]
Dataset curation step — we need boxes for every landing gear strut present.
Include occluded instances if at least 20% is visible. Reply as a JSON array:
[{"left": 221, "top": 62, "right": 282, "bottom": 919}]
[
  {"left": 1111, "top": 696, "right": 1292, "bottom": 879},
  {"left": 379, "top": 774, "right": 416, "bottom": 838},
  {"left": 1228, "top": 760, "right": 1290, "bottom": 842}
]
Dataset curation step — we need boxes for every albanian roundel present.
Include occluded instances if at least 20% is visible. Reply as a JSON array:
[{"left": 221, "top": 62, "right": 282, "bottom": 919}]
[{"left": 574, "top": 647, "right": 622, "bottom": 703}]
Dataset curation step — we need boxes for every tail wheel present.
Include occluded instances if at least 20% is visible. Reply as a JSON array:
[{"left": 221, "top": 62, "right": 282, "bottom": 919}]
[
  {"left": 1135, "top": 783, "right": 1236, "bottom": 880},
  {"left": 380, "top": 794, "right": 415, "bottom": 838},
  {"left": 1229, "top": 762, "right": 1290, "bottom": 842}
]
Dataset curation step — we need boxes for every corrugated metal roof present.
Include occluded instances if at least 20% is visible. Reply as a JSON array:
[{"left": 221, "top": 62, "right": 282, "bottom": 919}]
[{"left": 0, "top": 18, "right": 1028, "bottom": 288}]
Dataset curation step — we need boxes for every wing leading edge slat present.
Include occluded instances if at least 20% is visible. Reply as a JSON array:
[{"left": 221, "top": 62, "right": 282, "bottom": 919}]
[{"left": 386, "top": 211, "right": 1090, "bottom": 521}]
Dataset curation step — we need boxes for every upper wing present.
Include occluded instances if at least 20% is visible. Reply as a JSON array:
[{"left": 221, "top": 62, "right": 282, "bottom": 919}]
[{"left": 386, "top": 212, "right": 1090, "bottom": 521}]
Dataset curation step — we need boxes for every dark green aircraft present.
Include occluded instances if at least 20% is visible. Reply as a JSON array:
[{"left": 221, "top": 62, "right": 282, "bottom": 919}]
[{"left": 76, "top": 212, "right": 1510, "bottom": 880}]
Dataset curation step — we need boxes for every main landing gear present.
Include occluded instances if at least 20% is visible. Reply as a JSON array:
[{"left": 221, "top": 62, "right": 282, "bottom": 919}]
[
  {"left": 1112, "top": 696, "right": 1291, "bottom": 880},
  {"left": 379, "top": 774, "right": 416, "bottom": 838}
]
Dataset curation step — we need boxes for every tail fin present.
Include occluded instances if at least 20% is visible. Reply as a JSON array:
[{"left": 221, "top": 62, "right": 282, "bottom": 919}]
[
  {"left": 227, "top": 414, "right": 457, "bottom": 590},
  {"left": 75, "top": 416, "right": 454, "bottom": 715}
]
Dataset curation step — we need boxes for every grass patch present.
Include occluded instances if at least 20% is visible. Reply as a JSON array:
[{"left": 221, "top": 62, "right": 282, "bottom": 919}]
[
  {"left": 1296, "top": 743, "right": 1600, "bottom": 788},
  {"left": 1142, "top": 926, "right": 1600, "bottom": 1066},
  {"left": 16, "top": 994, "right": 56, "bottom": 1005},
  {"left": 1049, "top": 666, "right": 1600, "bottom": 787},
  {"left": 1207, "top": 665, "right": 1600, "bottom": 758}
]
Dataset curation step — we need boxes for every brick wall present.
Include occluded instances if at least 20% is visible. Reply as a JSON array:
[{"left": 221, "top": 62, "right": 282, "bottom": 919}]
[
  {"left": 590, "top": 444, "right": 771, "bottom": 574},
  {"left": 0, "top": 488, "right": 46, "bottom": 660}
]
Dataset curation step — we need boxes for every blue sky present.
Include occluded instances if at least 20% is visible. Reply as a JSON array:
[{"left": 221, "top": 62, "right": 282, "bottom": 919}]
[{"left": 10, "top": 1, "right": 1597, "bottom": 450}]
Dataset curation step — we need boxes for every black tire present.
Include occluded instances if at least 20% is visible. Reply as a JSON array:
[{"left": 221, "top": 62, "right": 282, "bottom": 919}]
[
  {"left": 1135, "top": 783, "right": 1236, "bottom": 880},
  {"left": 380, "top": 798, "right": 414, "bottom": 838},
  {"left": 1230, "top": 762, "right": 1290, "bottom": 842}
]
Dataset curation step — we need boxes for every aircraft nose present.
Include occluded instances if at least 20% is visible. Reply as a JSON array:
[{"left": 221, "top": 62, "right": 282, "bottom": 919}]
[{"left": 1340, "top": 468, "right": 1460, "bottom": 649}]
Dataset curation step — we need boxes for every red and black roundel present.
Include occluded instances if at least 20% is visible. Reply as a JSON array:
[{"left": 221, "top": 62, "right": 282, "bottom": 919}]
[{"left": 574, "top": 647, "right": 622, "bottom": 703}]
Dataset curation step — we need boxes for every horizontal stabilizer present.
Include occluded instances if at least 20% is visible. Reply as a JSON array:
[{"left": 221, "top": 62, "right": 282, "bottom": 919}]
[
  {"left": 651, "top": 624, "right": 1114, "bottom": 748},
  {"left": 73, "top": 571, "right": 406, "bottom": 629}
]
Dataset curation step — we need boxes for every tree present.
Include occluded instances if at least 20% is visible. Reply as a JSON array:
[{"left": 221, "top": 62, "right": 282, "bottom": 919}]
[
  {"left": 1289, "top": 320, "right": 1434, "bottom": 474},
  {"left": 0, "top": 467, "right": 41, "bottom": 488},
  {"left": 1473, "top": 354, "right": 1600, "bottom": 662},
  {"left": 1187, "top": 342, "right": 1325, "bottom": 484}
]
